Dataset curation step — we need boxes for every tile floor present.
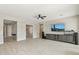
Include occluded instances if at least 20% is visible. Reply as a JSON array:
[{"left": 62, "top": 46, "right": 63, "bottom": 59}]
[{"left": 0, "top": 38, "right": 79, "bottom": 55}]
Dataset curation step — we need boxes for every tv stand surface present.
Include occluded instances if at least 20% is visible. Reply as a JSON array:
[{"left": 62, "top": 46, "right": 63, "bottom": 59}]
[{"left": 46, "top": 32, "right": 78, "bottom": 45}]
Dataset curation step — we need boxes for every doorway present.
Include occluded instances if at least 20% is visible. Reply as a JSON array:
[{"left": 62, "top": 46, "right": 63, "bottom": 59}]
[
  {"left": 39, "top": 24, "right": 44, "bottom": 38},
  {"left": 3, "top": 20, "right": 17, "bottom": 42},
  {"left": 26, "top": 25, "right": 33, "bottom": 39}
]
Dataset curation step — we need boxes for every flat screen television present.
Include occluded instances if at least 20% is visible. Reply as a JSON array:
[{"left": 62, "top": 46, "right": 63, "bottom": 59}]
[{"left": 51, "top": 23, "right": 65, "bottom": 31}]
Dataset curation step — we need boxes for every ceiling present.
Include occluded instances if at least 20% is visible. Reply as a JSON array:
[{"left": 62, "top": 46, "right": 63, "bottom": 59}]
[{"left": 0, "top": 4, "right": 79, "bottom": 22}]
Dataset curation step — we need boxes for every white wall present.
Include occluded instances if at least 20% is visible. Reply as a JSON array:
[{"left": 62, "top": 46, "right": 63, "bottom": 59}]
[
  {"left": 0, "top": 14, "right": 78, "bottom": 44},
  {"left": 0, "top": 17, "right": 3, "bottom": 44},
  {"left": 64, "top": 16, "right": 79, "bottom": 32},
  {"left": 0, "top": 14, "right": 40, "bottom": 44},
  {"left": 43, "top": 15, "right": 79, "bottom": 34},
  {"left": 0, "top": 15, "right": 27, "bottom": 44},
  {"left": 31, "top": 15, "right": 79, "bottom": 38}
]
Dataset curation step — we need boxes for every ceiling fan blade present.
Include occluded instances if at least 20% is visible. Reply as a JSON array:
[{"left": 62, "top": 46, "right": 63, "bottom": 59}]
[
  {"left": 38, "top": 14, "right": 41, "bottom": 17},
  {"left": 34, "top": 14, "right": 47, "bottom": 20},
  {"left": 41, "top": 17, "right": 44, "bottom": 19},
  {"left": 41, "top": 16, "right": 47, "bottom": 19},
  {"left": 43, "top": 16, "right": 47, "bottom": 18}
]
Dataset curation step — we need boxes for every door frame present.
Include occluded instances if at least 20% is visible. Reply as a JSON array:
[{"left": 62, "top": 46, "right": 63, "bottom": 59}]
[{"left": 3, "top": 20, "right": 17, "bottom": 42}]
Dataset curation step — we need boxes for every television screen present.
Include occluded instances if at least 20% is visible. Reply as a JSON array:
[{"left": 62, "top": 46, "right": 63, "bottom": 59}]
[{"left": 51, "top": 23, "right": 65, "bottom": 31}]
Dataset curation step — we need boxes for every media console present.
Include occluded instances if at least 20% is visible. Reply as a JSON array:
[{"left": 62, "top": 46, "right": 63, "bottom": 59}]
[{"left": 46, "top": 32, "right": 78, "bottom": 45}]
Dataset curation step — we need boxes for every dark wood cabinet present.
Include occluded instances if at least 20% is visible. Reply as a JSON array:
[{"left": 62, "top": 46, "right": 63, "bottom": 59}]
[{"left": 46, "top": 32, "right": 78, "bottom": 45}]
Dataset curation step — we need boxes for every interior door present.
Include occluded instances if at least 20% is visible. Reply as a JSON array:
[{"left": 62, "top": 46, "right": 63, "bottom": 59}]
[
  {"left": 39, "top": 24, "right": 43, "bottom": 38},
  {"left": 26, "top": 25, "right": 33, "bottom": 38}
]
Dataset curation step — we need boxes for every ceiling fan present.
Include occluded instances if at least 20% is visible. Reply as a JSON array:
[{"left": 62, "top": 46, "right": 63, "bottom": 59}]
[{"left": 34, "top": 14, "right": 47, "bottom": 20}]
